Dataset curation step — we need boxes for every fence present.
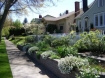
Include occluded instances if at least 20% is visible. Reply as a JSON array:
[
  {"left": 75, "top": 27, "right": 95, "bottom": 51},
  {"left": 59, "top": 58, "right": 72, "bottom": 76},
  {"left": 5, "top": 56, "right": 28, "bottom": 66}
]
[{"left": 30, "top": 30, "right": 105, "bottom": 42}]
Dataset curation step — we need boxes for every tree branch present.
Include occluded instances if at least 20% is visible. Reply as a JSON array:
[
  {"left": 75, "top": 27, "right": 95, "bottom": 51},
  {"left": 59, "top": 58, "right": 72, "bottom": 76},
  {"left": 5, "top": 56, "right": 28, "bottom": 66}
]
[
  {"left": 0, "top": 1, "right": 5, "bottom": 10},
  {"left": 9, "top": 6, "right": 27, "bottom": 11}
]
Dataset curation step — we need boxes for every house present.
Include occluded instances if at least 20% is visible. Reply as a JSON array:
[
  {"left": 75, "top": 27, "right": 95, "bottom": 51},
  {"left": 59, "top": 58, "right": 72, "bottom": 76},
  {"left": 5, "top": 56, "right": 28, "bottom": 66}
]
[
  {"left": 42, "top": 1, "right": 81, "bottom": 34},
  {"left": 76, "top": 0, "right": 105, "bottom": 32},
  {"left": 31, "top": 15, "right": 42, "bottom": 24}
]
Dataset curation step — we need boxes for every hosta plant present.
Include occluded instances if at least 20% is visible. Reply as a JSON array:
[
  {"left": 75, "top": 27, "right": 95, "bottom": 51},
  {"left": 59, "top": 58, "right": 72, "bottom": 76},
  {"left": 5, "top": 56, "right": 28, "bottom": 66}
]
[
  {"left": 41, "top": 50, "right": 56, "bottom": 59},
  {"left": 28, "top": 46, "right": 39, "bottom": 55}
]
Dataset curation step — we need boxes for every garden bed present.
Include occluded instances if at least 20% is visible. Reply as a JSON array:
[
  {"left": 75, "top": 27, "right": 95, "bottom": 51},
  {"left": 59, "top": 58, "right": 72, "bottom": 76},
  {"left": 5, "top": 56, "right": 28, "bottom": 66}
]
[
  {"left": 27, "top": 52, "right": 79, "bottom": 78},
  {"left": 14, "top": 31, "right": 105, "bottom": 78},
  {"left": 78, "top": 52, "right": 105, "bottom": 64},
  {"left": 27, "top": 52, "right": 105, "bottom": 78}
]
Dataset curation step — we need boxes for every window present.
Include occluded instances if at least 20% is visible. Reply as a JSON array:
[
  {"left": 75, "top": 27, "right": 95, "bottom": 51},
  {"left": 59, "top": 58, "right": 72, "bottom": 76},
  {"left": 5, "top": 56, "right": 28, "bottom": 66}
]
[
  {"left": 79, "top": 21, "right": 81, "bottom": 28},
  {"left": 95, "top": 15, "right": 98, "bottom": 26},
  {"left": 60, "top": 26, "right": 63, "bottom": 30},
  {"left": 104, "top": 13, "right": 105, "bottom": 25},
  {"left": 99, "top": 13, "right": 103, "bottom": 26},
  {"left": 94, "top": 12, "right": 105, "bottom": 27},
  {"left": 98, "top": 0, "right": 104, "bottom": 7}
]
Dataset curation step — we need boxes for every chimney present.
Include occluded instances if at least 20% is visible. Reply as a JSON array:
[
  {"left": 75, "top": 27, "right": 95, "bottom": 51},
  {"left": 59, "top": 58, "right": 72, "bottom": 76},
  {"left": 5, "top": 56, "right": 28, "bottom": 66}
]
[
  {"left": 82, "top": 0, "right": 88, "bottom": 12},
  {"left": 75, "top": 1, "right": 80, "bottom": 17},
  {"left": 65, "top": 10, "right": 69, "bottom": 14},
  {"left": 39, "top": 15, "right": 42, "bottom": 18}
]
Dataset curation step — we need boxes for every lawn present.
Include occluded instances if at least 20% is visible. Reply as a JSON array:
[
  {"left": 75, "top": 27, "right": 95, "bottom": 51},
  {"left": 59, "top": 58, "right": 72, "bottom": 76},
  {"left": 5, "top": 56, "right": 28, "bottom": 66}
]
[
  {"left": 9, "top": 36, "right": 25, "bottom": 45},
  {"left": 0, "top": 38, "right": 13, "bottom": 78}
]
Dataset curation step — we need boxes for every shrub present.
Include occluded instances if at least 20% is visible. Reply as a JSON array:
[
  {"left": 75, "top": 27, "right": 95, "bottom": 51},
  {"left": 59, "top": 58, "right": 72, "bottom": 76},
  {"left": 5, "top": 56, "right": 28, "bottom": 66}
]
[
  {"left": 36, "top": 41, "right": 50, "bottom": 51},
  {"left": 49, "top": 55, "right": 61, "bottom": 59},
  {"left": 76, "top": 66, "right": 100, "bottom": 78},
  {"left": 9, "top": 27, "right": 25, "bottom": 36},
  {"left": 41, "top": 51, "right": 56, "bottom": 59},
  {"left": 36, "top": 51, "right": 43, "bottom": 59},
  {"left": 58, "top": 56, "right": 89, "bottom": 74},
  {"left": 43, "top": 34, "right": 56, "bottom": 46},
  {"left": 74, "top": 30, "right": 105, "bottom": 55},
  {"left": 67, "top": 31, "right": 78, "bottom": 46},
  {"left": 16, "top": 40, "right": 25, "bottom": 46},
  {"left": 25, "top": 36, "right": 34, "bottom": 43},
  {"left": 51, "top": 37, "right": 69, "bottom": 47},
  {"left": 23, "top": 44, "right": 33, "bottom": 52},
  {"left": 28, "top": 46, "right": 39, "bottom": 55},
  {"left": 56, "top": 46, "right": 78, "bottom": 58}
]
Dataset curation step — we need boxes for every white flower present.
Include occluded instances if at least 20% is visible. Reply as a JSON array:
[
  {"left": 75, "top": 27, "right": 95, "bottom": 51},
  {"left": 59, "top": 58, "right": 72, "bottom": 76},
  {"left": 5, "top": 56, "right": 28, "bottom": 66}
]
[
  {"left": 58, "top": 56, "right": 89, "bottom": 74},
  {"left": 41, "top": 51, "right": 56, "bottom": 59}
]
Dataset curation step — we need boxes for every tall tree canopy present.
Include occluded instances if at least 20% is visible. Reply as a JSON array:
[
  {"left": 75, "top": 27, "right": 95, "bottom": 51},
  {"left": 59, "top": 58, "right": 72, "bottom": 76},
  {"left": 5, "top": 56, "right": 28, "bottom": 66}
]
[
  {"left": 0, "top": 0, "right": 58, "bottom": 41},
  {"left": 13, "top": 19, "right": 22, "bottom": 28}
]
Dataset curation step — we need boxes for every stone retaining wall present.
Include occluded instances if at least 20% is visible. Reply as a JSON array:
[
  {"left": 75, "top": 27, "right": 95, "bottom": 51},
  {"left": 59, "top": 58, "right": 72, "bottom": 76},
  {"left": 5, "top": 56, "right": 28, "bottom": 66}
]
[
  {"left": 29, "top": 53, "right": 78, "bottom": 78},
  {"left": 17, "top": 46, "right": 105, "bottom": 78}
]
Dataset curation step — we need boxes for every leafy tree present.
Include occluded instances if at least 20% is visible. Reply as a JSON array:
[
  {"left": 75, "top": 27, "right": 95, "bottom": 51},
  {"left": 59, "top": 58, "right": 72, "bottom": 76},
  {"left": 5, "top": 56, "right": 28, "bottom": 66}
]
[
  {"left": 13, "top": 19, "right": 22, "bottom": 28},
  {"left": 2, "top": 16, "right": 13, "bottom": 37},
  {"left": 0, "top": 0, "right": 58, "bottom": 42}
]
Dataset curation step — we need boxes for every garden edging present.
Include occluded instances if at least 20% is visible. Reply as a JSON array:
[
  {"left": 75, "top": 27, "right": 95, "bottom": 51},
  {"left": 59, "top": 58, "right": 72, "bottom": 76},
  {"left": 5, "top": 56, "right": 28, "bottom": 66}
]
[{"left": 28, "top": 52, "right": 78, "bottom": 78}]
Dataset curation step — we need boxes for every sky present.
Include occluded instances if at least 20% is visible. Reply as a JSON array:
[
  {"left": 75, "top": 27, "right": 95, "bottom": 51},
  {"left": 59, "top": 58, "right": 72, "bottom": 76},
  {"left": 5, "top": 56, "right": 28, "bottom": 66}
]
[{"left": 12, "top": 0, "right": 94, "bottom": 23}]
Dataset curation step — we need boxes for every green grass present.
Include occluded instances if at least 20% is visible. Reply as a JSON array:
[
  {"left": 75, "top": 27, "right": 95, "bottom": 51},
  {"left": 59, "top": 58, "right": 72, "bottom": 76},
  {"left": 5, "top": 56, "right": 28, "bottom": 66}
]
[
  {"left": 9, "top": 36, "right": 25, "bottom": 45},
  {"left": 0, "top": 39, "right": 13, "bottom": 78}
]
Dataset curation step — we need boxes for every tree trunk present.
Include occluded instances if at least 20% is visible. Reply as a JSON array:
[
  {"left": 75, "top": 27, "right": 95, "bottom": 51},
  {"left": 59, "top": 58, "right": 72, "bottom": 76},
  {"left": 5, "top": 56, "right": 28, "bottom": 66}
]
[
  {"left": 0, "top": 31, "right": 2, "bottom": 43},
  {"left": 0, "top": 8, "right": 9, "bottom": 42}
]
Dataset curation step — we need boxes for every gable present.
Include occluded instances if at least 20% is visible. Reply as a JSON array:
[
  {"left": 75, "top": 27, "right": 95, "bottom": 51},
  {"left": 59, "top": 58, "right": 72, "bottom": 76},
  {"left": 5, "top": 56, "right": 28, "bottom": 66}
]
[{"left": 81, "top": 0, "right": 105, "bottom": 18}]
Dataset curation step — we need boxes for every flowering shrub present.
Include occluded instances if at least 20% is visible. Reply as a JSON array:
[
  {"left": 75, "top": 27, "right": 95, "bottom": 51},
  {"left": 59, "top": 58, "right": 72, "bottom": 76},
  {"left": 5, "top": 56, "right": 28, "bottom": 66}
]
[
  {"left": 28, "top": 46, "right": 39, "bottom": 54},
  {"left": 74, "top": 30, "right": 105, "bottom": 54},
  {"left": 43, "top": 34, "right": 56, "bottom": 46},
  {"left": 67, "top": 31, "right": 78, "bottom": 46},
  {"left": 58, "top": 56, "right": 89, "bottom": 74},
  {"left": 76, "top": 66, "right": 100, "bottom": 78},
  {"left": 41, "top": 51, "right": 56, "bottom": 59}
]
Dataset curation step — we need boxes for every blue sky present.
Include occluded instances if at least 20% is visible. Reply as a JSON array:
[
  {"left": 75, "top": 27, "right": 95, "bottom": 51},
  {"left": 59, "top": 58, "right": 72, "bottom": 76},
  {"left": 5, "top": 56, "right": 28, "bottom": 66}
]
[{"left": 12, "top": 0, "right": 94, "bottom": 23}]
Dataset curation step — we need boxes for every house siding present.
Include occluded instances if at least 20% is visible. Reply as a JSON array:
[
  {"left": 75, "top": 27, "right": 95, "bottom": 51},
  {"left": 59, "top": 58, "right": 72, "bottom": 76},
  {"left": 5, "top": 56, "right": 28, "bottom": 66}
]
[
  {"left": 76, "top": 0, "right": 105, "bottom": 31},
  {"left": 57, "top": 19, "right": 66, "bottom": 33},
  {"left": 65, "top": 14, "right": 75, "bottom": 33}
]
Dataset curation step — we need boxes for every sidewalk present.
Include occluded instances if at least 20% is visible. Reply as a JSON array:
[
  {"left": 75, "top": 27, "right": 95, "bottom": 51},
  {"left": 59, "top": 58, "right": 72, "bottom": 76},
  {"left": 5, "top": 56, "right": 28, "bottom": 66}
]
[{"left": 5, "top": 39, "right": 58, "bottom": 78}]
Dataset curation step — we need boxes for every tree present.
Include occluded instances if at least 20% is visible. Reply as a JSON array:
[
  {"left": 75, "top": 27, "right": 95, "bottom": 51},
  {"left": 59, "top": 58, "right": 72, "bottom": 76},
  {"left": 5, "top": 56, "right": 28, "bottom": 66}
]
[
  {"left": 2, "top": 16, "right": 13, "bottom": 37},
  {"left": 13, "top": 19, "right": 22, "bottom": 28},
  {"left": 0, "top": 0, "right": 58, "bottom": 42}
]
